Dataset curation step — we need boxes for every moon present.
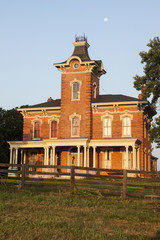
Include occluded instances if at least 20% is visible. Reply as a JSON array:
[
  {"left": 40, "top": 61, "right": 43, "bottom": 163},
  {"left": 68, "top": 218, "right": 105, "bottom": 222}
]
[{"left": 104, "top": 18, "right": 108, "bottom": 22}]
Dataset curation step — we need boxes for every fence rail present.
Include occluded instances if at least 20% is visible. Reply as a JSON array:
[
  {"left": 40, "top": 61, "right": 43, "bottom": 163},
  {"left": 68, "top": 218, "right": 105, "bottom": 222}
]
[{"left": 0, "top": 163, "right": 159, "bottom": 200}]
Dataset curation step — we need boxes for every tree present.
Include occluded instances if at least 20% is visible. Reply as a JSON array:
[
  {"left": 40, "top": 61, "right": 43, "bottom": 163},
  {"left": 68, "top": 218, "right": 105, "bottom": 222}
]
[
  {"left": 0, "top": 108, "right": 23, "bottom": 163},
  {"left": 133, "top": 37, "right": 160, "bottom": 107},
  {"left": 150, "top": 116, "right": 160, "bottom": 148},
  {"left": 133, "top": 36, "right": 160, "bottom": 147}
]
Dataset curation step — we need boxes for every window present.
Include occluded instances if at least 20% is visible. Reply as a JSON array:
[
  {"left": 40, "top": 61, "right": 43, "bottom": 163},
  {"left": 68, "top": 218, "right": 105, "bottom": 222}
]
[
  {"left": 51, "top": 120, "right": 57, "bottom": 138},
  {"left": 123, "top": 117, "right": 131, "bottom": 136},
  {"left": 34, "top": 121, "right": 40, "bottom": 139},
  {"left": 72, "top": 82, "right": 80, "bottom": 100},
  {"left": 93, "top": 83, "right": 97, "bottom": 99},
  {"left": 104, "top": 117, "right": 112, "bottom": 137},
  {"left": 72, "top": 117, "right": 80, "bottom": 136},
  {"left": 70, "top": 79, "right": 82, "bottom": 101},
  {"left": 69, "top": 113, "right": 81, "bottom": 137}
]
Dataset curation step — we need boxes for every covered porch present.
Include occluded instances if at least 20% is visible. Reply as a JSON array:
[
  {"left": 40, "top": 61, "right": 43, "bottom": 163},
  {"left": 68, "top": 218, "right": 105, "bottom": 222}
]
[{"left": 8, "top": 138, "right": 141, "bottom": 172}]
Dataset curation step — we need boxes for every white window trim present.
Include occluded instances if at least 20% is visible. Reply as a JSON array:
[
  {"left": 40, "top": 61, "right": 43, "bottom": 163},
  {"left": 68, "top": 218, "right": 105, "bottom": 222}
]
[
  {"left": 69, "top": 112, "right": 81, "bottom": 137},
  {"left": 48, "top": 117, "right": 59, "bottom": 139},
  {"left": 120, "top": 112, "right": 133, "bottom": 137},
  {"left": 101, "top": 113, "right": 113, "bottom": 138},
  {"left": 70, "top": 78, "right": 82, "bottom": 101},
  {"left": 31, "top": 119, "right": 42, "bottom": 140}
]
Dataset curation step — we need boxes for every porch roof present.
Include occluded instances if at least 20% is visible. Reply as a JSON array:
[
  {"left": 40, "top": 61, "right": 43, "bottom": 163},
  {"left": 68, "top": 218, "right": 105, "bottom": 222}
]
[{"left": 8, "top": 138, "right": 141, "bottom": 149}]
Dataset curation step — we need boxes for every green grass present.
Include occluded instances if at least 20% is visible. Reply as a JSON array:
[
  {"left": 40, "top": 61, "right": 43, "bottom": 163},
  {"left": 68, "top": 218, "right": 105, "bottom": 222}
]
[{"left": 0, "top": 180, "right": 160, "bottom": 239}]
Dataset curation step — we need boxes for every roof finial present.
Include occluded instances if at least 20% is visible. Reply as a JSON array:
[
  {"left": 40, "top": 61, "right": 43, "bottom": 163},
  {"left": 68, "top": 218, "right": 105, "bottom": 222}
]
[{"left": 75, "top": 34, "right": 87, "bottom": 42}]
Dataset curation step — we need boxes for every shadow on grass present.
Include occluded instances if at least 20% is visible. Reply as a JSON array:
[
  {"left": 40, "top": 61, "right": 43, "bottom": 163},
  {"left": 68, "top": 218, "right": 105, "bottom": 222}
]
[{"left": 151, "top": 230, "right": 160, "bottom": 240}]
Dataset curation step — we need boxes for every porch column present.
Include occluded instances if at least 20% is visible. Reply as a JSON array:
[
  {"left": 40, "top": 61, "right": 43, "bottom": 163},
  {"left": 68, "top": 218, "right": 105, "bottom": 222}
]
[
  {"left": 93, "top": 146, "right": 96, "bottom": 168},
  {"left": 137, "top": 147, "right": 140, "bottom": 170},
  {"left": 87, "top": 147, "right": 90, "bottom": 167},
  {"left": 9, "top": 148, "right": 13, "bottom": 164},
  {"left": 15, "top": 148, "right": 18, "bottom": 164},
  {"left": 148, "top": 151, "right": 151, "bottom": 171},
  {"left": 132, "top": 146, "right": 136, "bottom": 169},
  {"left": 125, "top": 146, "right": 129, "bottom": 169},
  {"left": 44, "top": 147, "right": 46, "bottom": 165},
  {"left": 21, "top": 150, "right": 24, "bottom": 164},
  {"left": 46, "top": 147, "right": 49, "bottom": 165},
  {"left": 77, "top": 145, "right": 80, "bottom": 167},
  {"left": 84, "top": 146, "right": 87, "bottom": 167},
  {"left": 52, "top": 146, "right": 55, "bottom": 165},
  {"left": 23, "top": 150, "right": 27, "bottom": 164}
]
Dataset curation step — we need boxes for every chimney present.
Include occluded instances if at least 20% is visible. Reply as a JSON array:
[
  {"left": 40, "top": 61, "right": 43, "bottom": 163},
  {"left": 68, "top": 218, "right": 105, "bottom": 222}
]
[
  {"left": 47, "top": 97, "right": 53, "bottom": 102},
  {"left": 138, "top": 84, "right": 146, "bottom": 100}
]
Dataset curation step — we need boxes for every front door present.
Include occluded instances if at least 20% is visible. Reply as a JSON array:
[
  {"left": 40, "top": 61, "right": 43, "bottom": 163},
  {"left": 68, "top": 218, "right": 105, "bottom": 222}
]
[
  {"left": 104, "top": 150, "right": 111, "bottom": 169},
  {"left": 69, "top": 153, "right": 78, "bottom": 166}
]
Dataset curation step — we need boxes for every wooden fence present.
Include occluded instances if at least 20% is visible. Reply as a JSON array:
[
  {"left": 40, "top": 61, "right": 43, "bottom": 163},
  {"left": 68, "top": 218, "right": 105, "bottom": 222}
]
[{"left": 0, "top": 163, "right": 160, "bottom": 200}]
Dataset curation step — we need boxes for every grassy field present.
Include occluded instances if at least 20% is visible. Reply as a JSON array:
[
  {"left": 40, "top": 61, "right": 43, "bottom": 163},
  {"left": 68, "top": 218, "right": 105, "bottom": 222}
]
[{"left": 0, "top": 180, "right": 160, "bottom": 240}]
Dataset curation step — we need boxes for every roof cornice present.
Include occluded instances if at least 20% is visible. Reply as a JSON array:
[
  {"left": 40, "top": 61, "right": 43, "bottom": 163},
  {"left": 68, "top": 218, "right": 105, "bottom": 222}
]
[
  {"left": 91, "top": 101, "right": 148, "bottom": 107},
  {"left": 17, "top": 107, "right": 61, "bottom": 112}
]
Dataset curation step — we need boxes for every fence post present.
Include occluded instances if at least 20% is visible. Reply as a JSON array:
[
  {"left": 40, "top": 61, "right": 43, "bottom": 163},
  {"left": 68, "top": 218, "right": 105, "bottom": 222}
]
[
  {"left": 123, "top": 169, "right": 127, "bottom": 200},
  {"left": 21, "top": 163, "right": 25, "bottom": 190},
  {"left": 70, "top": 166, "right": 75, "bottom": 193}
]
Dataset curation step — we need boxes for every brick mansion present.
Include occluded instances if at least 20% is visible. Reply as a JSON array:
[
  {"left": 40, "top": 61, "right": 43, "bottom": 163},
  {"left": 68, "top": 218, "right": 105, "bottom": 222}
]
[{"left": 8, "top": 36, "right": 156, "bottom": 173}]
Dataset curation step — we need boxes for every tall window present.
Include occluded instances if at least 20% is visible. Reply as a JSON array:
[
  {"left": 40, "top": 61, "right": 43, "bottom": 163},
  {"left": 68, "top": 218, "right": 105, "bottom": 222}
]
[
  {"left": 34, "top": 121, "right": 40, "bottom": 139},
  {"left": 51, "top": 120, "right": 57, "bottom": 138},
  {"left": 104, "top": 117, "right": 111, "bottom": 137},
  {"left": 72, "top": 82, "right": 80, "bottom": 100},
  {"left": 72, "top": 117, "right": 80, "bottom": 136},
  {"left": 123, "top": 117, "right": 131, "bottom": 136},
  {"left": 93, "top": 83, "right": 97, "bottom": 99}
]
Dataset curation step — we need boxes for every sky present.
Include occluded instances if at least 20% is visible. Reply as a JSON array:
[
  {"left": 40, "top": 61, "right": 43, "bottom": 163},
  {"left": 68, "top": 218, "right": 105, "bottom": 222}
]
[{"left": 0, "top": 0, "right": 160, "bottom": 167}]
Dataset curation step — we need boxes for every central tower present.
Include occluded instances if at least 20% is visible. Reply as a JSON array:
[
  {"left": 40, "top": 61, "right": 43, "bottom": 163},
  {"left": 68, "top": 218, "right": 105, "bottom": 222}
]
[{"left": 54, "top": 36, "right": 106, "bottom": 139}]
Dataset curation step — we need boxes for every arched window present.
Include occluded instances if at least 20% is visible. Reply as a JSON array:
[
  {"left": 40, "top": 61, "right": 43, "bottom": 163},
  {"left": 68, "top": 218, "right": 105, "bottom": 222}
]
[
  {"left": 103, "top": 117, "right": 112, "bottom": 137},
  {"left": 123, "top": 117, "right": 131, "bottom": 136},
  {"left": 51, "top": 120, "right": 57, "bottom": 138},
  {"left": 34, "top": 121, "right": 40, "bottom": 139},
  {"left": 72, "top": 82, "right": 80, "bottom": 100},
  {"left": 72, "top": 117, "right": 80, "bottom": 136}
]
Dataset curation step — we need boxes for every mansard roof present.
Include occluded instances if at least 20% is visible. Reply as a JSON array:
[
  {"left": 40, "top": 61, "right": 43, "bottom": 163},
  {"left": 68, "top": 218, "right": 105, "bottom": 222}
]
[
  {"left": 71, "top": 41, "right": 91, "bottom": 61},
  {"left": 54, "top": 39, "right": 106, "bottom": 77}
]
